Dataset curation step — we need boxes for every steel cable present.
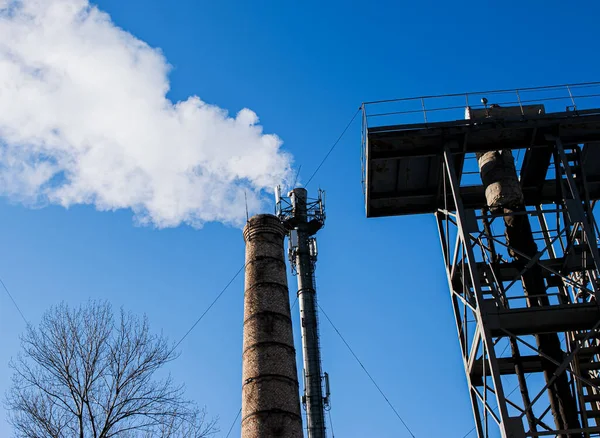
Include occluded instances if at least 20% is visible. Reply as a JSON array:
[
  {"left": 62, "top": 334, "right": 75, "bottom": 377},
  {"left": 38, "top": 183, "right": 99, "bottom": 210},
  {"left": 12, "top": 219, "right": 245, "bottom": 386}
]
[
  {"left": 224, "top": 407, "right": 242, "bottom": 438},
  {"left": 304, "top": 108, "right": 362, "bottom": 188},
  {"left": 172, "top": 263, "right": 246, "bottom": 352},
  {"left": 0, "top": 275, "right": 27, "bottom": 324},
  {"left": 318, "top": 304, "right": 417, "bottom": 438}
]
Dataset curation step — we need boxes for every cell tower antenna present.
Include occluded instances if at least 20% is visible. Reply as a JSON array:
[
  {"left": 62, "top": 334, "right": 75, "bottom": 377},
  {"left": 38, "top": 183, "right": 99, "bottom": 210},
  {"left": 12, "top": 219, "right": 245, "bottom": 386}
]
[{"left": 278, "top": 188, "right": 328, "bottom": 438}]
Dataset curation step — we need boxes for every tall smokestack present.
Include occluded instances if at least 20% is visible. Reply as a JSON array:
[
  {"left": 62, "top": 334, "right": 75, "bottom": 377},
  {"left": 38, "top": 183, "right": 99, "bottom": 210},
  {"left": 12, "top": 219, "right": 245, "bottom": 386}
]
[{"left": 242, "top": 214, "right": 303, "bottom": 438}]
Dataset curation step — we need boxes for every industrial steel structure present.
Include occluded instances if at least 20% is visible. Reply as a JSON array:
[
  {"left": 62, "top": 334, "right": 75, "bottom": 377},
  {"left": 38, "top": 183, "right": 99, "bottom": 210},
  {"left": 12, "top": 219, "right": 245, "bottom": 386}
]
[
  {"left": 362, "top": 83, "right": 600, "bottom": 437},
  {"left": 242, "top": 214, "right": 303, "bottom": 438},
  {"left": 277, "top": 187, "right": 330, "bottom": 438}
]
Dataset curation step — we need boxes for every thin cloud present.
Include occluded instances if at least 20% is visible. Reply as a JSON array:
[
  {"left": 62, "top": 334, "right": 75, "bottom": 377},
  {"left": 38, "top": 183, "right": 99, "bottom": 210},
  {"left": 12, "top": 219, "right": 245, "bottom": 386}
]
[{"left": 0, "top": 0, "right": 292, "bottom": 228}]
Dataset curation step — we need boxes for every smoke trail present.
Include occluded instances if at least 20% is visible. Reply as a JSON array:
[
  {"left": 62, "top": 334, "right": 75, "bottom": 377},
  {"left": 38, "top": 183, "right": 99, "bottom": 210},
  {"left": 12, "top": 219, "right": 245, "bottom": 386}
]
[{"left": 0, "top": 0, "right": 293, "bottom": 228}]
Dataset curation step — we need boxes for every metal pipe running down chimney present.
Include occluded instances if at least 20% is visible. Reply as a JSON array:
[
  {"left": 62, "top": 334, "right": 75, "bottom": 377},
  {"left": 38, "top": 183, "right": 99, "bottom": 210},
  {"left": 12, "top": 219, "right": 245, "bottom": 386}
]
[
  {"left": 242, "top": 214, "right": 303, "bottom": 438},
  {"left": 477, "top": 150, "right": 582, "bottom": 436}
]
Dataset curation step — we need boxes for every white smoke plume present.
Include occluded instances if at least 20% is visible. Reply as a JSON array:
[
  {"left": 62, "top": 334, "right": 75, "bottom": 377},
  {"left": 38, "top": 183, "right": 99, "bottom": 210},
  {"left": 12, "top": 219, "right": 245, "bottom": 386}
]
[{"left": 0, "top": 0, "right": 293, "bottom": 228}]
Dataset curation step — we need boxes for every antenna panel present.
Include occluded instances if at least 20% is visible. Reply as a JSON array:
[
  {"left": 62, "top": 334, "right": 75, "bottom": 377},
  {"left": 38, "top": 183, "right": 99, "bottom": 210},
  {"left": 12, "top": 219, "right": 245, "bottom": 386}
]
[
  {"left": 290, "top": 230, "right": 298, "bottom": 247},
  {"left": 275, "top": 185, "right": 281, "bottom": 204},
  {"left": 309, "top": 237, "right": 318, "bottom": 258}
]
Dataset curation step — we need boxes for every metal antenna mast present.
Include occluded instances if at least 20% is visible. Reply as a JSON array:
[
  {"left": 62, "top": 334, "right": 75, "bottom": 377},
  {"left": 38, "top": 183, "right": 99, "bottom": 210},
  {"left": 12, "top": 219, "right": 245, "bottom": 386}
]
[{"left": 277, "top": 187, "right": 329, "bottom": 438}]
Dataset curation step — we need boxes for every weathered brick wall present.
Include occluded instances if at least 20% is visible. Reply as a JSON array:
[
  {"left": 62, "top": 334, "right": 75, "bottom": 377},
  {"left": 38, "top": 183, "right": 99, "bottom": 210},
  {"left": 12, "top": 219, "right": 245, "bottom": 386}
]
[{"left": 241, "top": 214, "right": 303, "bottom": 438}]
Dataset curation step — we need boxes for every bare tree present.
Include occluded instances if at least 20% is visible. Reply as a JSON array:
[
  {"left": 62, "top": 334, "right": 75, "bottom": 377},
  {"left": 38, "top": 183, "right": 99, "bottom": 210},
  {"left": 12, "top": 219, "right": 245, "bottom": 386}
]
[{"left": 6, "top": 301, "right": 218, "bottom": 438}]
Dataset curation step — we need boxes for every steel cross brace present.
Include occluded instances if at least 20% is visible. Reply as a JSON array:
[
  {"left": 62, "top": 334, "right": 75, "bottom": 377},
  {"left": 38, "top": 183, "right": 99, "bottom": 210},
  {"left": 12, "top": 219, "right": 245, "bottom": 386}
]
[{"left": 437, "top": 145, "right": 522, "bottom": 438}]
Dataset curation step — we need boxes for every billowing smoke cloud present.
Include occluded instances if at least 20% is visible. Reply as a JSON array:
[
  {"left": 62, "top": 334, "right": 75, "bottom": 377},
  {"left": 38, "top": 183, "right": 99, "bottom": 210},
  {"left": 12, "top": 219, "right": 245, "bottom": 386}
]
[{"left": 0, "top": 0, "right": 292, "bottom": 227}]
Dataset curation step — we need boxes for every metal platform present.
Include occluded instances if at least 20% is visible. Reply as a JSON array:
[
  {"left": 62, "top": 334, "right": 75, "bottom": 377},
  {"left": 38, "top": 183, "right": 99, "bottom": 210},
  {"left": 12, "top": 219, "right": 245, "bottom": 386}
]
[
  {"left": 362, "top": 83, "right": 600, "bottom": 438},
  {"left": 363, "top": 83, "right": 600, "bottom": 217}
]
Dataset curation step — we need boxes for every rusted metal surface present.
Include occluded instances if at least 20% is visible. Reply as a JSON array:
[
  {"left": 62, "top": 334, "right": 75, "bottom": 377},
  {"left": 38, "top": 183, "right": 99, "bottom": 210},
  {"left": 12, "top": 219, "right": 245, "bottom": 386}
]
[{"left": 241, "top": 214, "right": 302, "bottom": 438}]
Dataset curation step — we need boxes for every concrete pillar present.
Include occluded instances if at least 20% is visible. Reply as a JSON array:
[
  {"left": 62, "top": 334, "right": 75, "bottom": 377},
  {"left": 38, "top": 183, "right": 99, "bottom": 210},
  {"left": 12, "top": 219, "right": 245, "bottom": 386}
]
[
  {"left": 478, "top": 150, "right": 524, "bottom": 209},
  {"left": 242, "top": 214, "right": 303, "bottom": 438}
]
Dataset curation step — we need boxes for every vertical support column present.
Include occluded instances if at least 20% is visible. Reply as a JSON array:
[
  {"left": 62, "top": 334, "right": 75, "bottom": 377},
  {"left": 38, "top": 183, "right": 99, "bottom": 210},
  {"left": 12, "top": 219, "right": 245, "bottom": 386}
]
[
  {"left": 553, "top": 137, "right": 600, "bottom": 299},
  {"left": 442, "top": 147, "right": 519, "bottom": 438},
  {"left": 290, "top": 188, "right": 327, "bottom": 438},
  {"left": 477, "top": 149, "right": 582, "bottom": 436},
  {"left": 480, "top": 209, "right": 538, "bottom": 433},
  {"left": 242, "top": 214, "right": 303, "bottom": 438}
]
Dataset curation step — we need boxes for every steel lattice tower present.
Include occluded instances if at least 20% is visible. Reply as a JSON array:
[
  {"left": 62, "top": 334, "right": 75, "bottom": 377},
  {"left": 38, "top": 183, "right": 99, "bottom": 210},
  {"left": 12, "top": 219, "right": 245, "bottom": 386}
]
[
  {"left": 362, "top": 83, "right": 600, "bottom": 437},
  {"left": 277, "top": 187, "right": 330, "bottom": 438}
]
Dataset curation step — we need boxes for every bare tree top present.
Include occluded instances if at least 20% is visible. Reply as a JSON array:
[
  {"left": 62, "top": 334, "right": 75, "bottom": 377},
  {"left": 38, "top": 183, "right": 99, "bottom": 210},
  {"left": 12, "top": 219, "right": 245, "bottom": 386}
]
[{"left": 6, "top": 301, "right": 218, "bottom": 438}]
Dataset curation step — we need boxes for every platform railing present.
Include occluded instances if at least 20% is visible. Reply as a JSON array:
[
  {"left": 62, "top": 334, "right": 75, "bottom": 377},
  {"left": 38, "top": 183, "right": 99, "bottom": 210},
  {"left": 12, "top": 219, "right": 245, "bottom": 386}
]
[{"left": 360, "top": 81, "right": 600, "bottom": 195}]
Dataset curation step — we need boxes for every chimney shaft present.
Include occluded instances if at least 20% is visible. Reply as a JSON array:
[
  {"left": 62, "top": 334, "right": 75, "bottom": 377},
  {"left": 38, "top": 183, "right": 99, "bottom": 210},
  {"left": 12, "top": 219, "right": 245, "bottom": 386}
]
[{"left": 241, "top": 214, "right": 303, "bottom": 438}]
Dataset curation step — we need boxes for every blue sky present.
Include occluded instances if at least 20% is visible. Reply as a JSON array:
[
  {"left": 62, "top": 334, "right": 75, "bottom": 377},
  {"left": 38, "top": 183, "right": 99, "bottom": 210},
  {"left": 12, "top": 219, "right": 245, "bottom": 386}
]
[{"left": 0, "top": 1, "right": 599, "bottom": 437}]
